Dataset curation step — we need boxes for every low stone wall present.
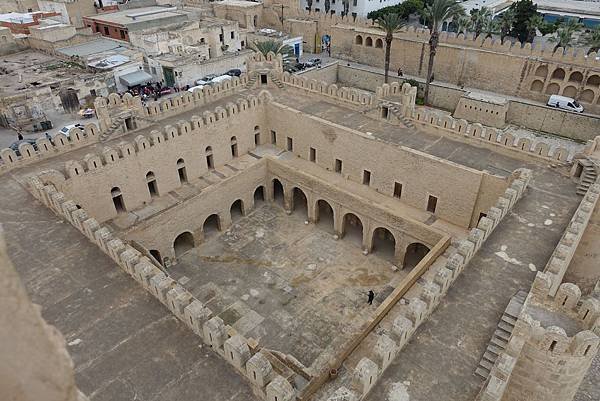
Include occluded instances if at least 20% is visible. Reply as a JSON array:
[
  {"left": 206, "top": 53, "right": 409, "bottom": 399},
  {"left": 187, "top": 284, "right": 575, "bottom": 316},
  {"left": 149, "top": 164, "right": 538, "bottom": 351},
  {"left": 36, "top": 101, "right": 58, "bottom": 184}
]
[
  {"left": 321, "top": 169, "right": 532, "bottom": 401},
  {"left": 410, "top": 107, "right": 574, "bottom": 162},
  {"left": 296, "top": 61, "right": 339, "bottom": 84},
  {"left": 543, "top": 181, "right": 600, "bottom": 296},
  {"left": 26, "top": 176, "right": 301, "bottom": 401}
]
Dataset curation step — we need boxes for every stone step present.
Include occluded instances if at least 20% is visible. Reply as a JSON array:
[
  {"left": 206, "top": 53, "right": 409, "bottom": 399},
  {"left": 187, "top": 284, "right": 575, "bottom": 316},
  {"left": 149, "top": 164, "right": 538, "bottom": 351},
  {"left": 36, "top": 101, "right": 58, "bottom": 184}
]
[
  {"left": 487, "top": 343, "right": 504, "bottom": 356},
  {"left": 479, "top": 358, "right": 493, "bottom": 371},
  {"left": 491, "top": 336, "right": 508, "bottom": 348},
  {"left": 501, "top": 313, "right": 517, "bottom": 326},
  {"left": 498, "top": 320, "right": 514, "bottom": 333},
  {"left": 475, "top": 366, "right": 490, "bottom": 379},
  {"left": 483, "top": 350, "right": 498, "bottom": 364},
  {"left": 494, "top": 328, "right": 511, "bottom": 342}
]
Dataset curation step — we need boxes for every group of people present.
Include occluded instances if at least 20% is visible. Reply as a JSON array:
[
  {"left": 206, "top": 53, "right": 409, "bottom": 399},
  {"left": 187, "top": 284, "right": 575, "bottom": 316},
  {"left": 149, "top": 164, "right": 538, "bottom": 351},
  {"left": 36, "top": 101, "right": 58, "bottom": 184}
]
[{"left": 124, "top": 81, "right": 190, "bottom": 104}]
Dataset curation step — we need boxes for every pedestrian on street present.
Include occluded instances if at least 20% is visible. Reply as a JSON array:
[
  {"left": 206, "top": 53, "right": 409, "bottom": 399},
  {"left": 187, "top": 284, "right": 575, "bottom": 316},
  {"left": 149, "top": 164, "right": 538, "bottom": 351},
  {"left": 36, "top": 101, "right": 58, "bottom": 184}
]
[
  {"left": 367, "top": 290, "right": 375, "bottom": 305},
  {"left": 17, "top": 132, "right": 23, "bottom": 140},
  {"left": 397, "top": 67, "right": 403, "bottom": 77}
]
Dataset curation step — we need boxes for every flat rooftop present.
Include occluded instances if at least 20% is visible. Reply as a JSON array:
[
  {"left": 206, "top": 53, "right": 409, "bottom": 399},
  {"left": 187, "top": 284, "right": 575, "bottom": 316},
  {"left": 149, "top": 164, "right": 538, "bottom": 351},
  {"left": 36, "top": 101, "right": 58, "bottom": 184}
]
[{"left": 88, "top": 6, "right": 188, "bottom": 27}]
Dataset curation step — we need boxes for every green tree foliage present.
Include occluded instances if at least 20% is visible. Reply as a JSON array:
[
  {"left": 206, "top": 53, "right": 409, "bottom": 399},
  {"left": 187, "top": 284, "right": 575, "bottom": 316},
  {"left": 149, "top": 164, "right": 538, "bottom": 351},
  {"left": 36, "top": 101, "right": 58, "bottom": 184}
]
[
  {"left": 508, "top": 0, "right": 538, "bottom": 43},
  {"left": 250, "top": 40, "right": 295, "bottom": 65},
  {"left": 549, "top": 19, "right": 583, "bottom": 52},
  {"left": 470, "top": 7, "right": 493, "bottom": 38},
  {"left": 367, "top": 0, "right": 424, "bottom": 21},
  {"left": 581, "top": 26, "right": 600, "bottom": 54}
]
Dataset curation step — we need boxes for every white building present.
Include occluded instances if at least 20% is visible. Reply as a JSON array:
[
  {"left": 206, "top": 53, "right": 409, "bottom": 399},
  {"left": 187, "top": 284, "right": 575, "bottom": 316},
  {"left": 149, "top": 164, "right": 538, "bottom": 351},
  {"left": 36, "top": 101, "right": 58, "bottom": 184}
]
[{"left": 299, "top": 0, "right": 404, "bottom": 18}]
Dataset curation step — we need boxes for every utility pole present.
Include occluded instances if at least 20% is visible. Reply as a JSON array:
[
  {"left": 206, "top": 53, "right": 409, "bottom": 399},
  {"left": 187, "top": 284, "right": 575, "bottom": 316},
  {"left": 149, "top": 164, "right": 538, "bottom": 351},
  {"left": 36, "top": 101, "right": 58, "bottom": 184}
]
[{"left": 280, "top": 4, "right": 284, "bottom": 31}]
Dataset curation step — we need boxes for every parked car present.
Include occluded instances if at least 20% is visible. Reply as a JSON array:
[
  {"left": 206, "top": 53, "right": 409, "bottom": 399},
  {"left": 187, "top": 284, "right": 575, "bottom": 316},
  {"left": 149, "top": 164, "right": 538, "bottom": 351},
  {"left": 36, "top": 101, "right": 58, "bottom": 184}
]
[
  {"left": 226, "top": 69, "right": 242, "bottom": 77},
  {"left": 46, "top": 123, "right": 84, "bottom": 140},
  {"left": 196, "top": 74, "right": 219, "bottom": 86},
  {"left": 187, "top": 84, "right": 205, "bottom": 93},
  {"left": 209, "top": 75, "right": 232, "bottom": 85},
  {"left": 159, "top": 87, "right": 173, "bottom": 96},
  {"left": 307, "top": 58, "right": 321, "bottom": 65},
  {"left": 9, "top": 138, "right": 38, "bottom": 156},
  {"left": 547, "top": 95, "right": 584, "bottom": 113}
]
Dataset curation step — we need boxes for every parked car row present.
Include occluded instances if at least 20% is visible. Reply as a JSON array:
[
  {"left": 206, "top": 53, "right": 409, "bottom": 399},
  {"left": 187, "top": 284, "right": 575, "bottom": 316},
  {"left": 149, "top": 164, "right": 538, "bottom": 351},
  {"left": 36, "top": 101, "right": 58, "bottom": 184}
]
[
  {"left": 8, "top": 123, "right": 85, "bottom": 156},
  {"left": 284, "top": 58, "right": 321, "bottom": 73},
  {"left": 193, "top": 69, "right": 243, "bottom": 89}
]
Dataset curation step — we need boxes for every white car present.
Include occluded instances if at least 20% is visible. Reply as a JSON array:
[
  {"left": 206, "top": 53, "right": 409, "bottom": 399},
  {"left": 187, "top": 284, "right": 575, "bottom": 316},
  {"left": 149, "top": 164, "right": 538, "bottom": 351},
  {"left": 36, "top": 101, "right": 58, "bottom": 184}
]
[
  {"left": 187, "top": 84, "right": 205, "bottom": 93},
  {"left": 47, "top": 124, "right": 84, "bottom": 140}
]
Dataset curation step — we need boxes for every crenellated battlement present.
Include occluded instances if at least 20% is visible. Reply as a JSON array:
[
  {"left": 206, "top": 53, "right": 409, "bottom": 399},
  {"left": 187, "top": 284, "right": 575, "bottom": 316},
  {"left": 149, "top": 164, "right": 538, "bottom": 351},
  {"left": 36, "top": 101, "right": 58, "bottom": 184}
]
[{"left": 59, "top": 91, "right": 272, "bottom": 181}]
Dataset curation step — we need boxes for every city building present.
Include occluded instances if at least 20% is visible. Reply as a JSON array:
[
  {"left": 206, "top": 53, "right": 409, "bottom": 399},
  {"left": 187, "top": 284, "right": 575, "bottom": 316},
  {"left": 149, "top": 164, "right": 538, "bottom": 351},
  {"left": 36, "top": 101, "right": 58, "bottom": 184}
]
[
  {"left": 298, "top": 0, "right": 404, "bottom": 18},
  {"left": 37, "top": 0, "right": 98, "bottom": 29}
]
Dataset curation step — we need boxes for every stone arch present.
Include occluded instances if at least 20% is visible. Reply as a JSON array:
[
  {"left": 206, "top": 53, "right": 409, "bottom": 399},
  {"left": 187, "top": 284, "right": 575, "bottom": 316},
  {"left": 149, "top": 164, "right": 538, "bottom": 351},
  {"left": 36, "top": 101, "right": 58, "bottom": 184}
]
[
  {"left": 272, "top": 178, "right": 284, "bottom": 207},
  {"left": 545, "top": 83, "right": 560, "bottom": 95},
  {"left": 562, "top": 85, "right": 577, "bottom": 98},
  {"left": 355, "top": 35, "right": 363, "bottom": 45},
  {"left": 177, "top": 158, "right": 187, "bottom": 183},
  {"left": 580, "top": 89, "right": 595, "bottom": 103},
  {"left": 587, "top": 74, "right": 600, "bottom": 86},
  {"left": 342, "top": 212, "right": 363, "bottom": 248},
  {"left": 375, "top": 38, "right": 383, "bottom": 48},
  {"left": 365, "top": 37, "right": 373, "bottom": 47},
  {"left": 315, "top": 199, "right": 335, "bottom": 234},
  {"left": 230, "top": 199, "right": 244, "bottom": 222},
  {"left": 254, "top": 185, "right": 266, "bottom": 207},
  {"left": 551, "top": 68, "right": 565, "bottom": 80},
  {"left": 404, "top": 242, "right": 430, "bottom": 269},
  {"left": 292, "top": 187, "right": 308, "bottom": 220},
  {"left": 146, "top": 171, "right": 158, "bottom": 197},
  {"left": 568, "top": 71, "right": 583, "bottom": 83},
  {"left": 534, "top": 65, "right": 548, "bottom": 78},
  {"left": 530, "top": 80, "right": 544, "bottom": 92},
  {"left": 111, "top": 186, "right": 126, "bottom": 214},
  {"left": 371, "top": 227, "right": 396, "bottom": 263},
  {"left": 230, "top": 136, "right": 238, "bottom": 157},
  {"left": 174, "top": 231, "right": 194, "bottom": 258},
  {"left": 203, "top": 214, "right": 221, "bottom": 238}
]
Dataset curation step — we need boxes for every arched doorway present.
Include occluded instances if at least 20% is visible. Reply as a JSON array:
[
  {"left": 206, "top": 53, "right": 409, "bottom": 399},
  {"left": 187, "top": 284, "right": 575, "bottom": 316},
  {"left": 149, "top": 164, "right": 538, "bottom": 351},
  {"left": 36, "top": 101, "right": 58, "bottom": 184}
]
[
  {"left": 342, "top": 213, "right": 363, "bottom": 248},
  {"left": 254, "top": 125, "right": 261, "bottom": 146},
  {"left": 205, "top": 146, "right": 214, "bottom": 170},
  {"left": 315, "top": 199, "right": 334, "bottom": 233},
  {"left": 372, "top": 227, "right": 396, "bottom": 262},
  {"left": 230, "top": 136, "right": 238, "bottom": 157},
  {"left": 230, "top": 199, "right": 244, "bottom": 222},
  {"left": 149, "top": 249, "right": 162, "bottom": 264},
  {"left": 146, "top": 171, "right": 158, "bottom": 197},
  {"left": 174, "top": 232, "right": 194, "bottom": 258},
  {"left": 254, "top": 186, "right": 265, "bottom": 207},
  {"left": 177, "top": 158, "right": 187, "bottom": 184},
  {"left": 203, "top": 214, "right": 221, "bottom": 238},
  {"left": 111, "top": 187, "right": 126, "bottom": 213},
  {"left": 292, "top": 187, "right": 308, "bottom": 219},
  {"left": 273, "top": 179, "right": 284, "bottom": 207},
  {"left": 404, "top": 243, "right": 430, "bottom": 269}
]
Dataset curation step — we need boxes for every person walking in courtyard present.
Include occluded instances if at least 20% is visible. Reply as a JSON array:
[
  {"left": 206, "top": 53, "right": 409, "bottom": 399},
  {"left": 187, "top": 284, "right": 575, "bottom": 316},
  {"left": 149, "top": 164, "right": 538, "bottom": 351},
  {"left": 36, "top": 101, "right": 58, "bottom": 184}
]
[
  {"left": 17, "top": 132, "right": 23, "bottom": 140},
  {"left": 397, "top": 67, "right": 403, "bottom": 77},
  {"left": 367, "top": 290, "right": 375, "bottom": 305}
]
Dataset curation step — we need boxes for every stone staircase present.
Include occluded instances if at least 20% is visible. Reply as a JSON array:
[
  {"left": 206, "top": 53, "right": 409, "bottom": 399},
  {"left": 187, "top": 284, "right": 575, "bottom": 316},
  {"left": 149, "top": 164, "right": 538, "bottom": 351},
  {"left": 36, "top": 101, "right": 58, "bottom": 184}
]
[
  {"left": 269, "top": 71, "right": 285, "bottom": 89},
  {"left": 99, "top": 116, "right": 126, "bottom": 142},
  {"left": 381, "top": 101, "right": 416, "bottom": 129},
  {"left": 576, "top": 158, "right": 598, "bottom": 196},
  {"left": 245, "top": 73, "right": 258, "bottom": 89},
  {"left": 475, "top": 290, "right": 527, "bottom": 379}
]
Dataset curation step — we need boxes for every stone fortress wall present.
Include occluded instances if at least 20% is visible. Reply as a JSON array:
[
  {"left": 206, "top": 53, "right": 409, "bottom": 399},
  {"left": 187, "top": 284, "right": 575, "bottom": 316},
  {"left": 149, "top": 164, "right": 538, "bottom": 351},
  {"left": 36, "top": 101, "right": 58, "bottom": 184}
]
[{"left": 254, "top": 6, "right": 600, "bottom": 114}]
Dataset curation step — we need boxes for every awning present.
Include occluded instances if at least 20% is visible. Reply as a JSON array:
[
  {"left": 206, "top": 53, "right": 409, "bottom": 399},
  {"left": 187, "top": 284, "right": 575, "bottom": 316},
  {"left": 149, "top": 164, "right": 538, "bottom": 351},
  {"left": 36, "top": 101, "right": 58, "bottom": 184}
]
[{"left": 119, "top": 70, "right": 153, "bottom": 87}]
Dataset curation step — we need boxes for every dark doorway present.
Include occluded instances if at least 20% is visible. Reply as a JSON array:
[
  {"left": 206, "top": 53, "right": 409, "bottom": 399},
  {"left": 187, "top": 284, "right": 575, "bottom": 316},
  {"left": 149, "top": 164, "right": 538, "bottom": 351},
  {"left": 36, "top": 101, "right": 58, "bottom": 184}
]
[
  {"left": 206, "top": 146, "right": 214, "bottom": 170},
  {"left": 254, "top": 186, "right": 265, "bottom": 206},
  {"left": 177, "top": 158, "right": 187, "bottom": 184},
  {"left": 111, "top": 187, "right": 126, "bottom": 213},
  {"left": 292, "top": 187, "right": 308, "bottom": 219},
  {"left": 404, "top": 243, "right": 430, "bottom": 269},
  {"left": 163, "top": 66, "right": 175, "bottom": 87},
  {"left": 146, "top": 171, "right": 158, "bottom": 197},
  {"left": 230, "top": 199, "right": 244, "bottom": 222},
  {"left": 260, "top": 74, "right": 268, "bottom": 84},
  {"left": 372, "top": 227, "right": 396, "bottom": 262},
  {"left": 59, "top": 88, "right": 80, "bottom": 113},
  {"left": 231, "top": 137, "right": 238, "bottom": 157},
  {"left": 149, "top": 249, "right": 162, "bottom": 264},
  {"left": 273, "top": 179, "right": 284, "bottom": 207},
  {"left": 342, "top": 213, "right": 363, "bottom": 248},
  {"left": 203, "top": 214, "right": 221, "bottom": 238},
  {"left": 316, "top": 199, "right": 334, "bottom": 233},
  {"left": 125, "top": 117, "right": 135, "bottom": 130},
  {"left": 174, "top": 232, "right": 194, "bottom": 258}
]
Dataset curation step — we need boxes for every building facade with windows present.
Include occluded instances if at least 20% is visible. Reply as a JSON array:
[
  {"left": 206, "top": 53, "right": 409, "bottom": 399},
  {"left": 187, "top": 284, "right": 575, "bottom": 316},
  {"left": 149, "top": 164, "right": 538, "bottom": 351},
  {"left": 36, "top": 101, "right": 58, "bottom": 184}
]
[{"left": 298, "top": 0, "right": 404, "bottom": 18}]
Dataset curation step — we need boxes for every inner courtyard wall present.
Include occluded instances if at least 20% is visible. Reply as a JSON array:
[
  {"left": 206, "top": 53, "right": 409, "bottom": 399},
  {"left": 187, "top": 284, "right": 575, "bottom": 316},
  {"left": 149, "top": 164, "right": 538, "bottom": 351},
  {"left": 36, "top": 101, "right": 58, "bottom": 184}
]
[{"left": 266, "top": 101, "right": 509, "bottom": 228}]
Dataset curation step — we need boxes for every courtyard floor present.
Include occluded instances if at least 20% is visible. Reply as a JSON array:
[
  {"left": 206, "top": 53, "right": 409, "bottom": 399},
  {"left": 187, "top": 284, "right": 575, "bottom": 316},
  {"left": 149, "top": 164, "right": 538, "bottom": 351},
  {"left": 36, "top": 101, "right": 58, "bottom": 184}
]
[{"left": 169, "top": 201, "right": 405, "bottom": 368}]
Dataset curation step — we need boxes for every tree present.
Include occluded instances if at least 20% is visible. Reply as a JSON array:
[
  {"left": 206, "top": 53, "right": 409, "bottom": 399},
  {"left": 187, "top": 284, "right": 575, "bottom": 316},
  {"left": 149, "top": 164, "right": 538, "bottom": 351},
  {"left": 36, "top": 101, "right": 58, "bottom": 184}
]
[
  {"left": 509, "top": 0, "right": 538, "bottom": 43},
  {"left": 455, "top": 15, "right": 472, "bottom": 35},
  {"left": 498, "top": 9, "right": 514, "bottom": 41},
  {"left": 470, "top": 7, "right": 492, "bottom": 38},
  {"left": 251, "top": 40, "right": 295, "bottom": 65},
  {"left": 367, "top": 0, "right": 424, "bottom": 21},
  {"left": 421, "top": 0, "right": 464, "bottom": 105},
  {"left": 324, "top": 0, "right": 331, "bottom": 14},
  {"left": 549, "top": 20, "right": 583, "bottom": 52},
  {"left": 482, "top": 17, "right": 499, "bottom": 39},
  {"left": 375, "top": 13, "right": 407, "bottom": 83},
  {"left": 581, "top": 26, "right": 600, "bottom": 54}
]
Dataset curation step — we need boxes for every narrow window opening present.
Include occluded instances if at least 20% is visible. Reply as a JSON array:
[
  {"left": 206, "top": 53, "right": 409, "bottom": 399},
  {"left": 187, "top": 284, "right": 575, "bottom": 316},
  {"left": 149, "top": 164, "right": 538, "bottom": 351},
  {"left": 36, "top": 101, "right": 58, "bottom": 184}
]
[
  {"left": 206, "top": 154, "right": 214, "bottom": 169},
  {"left": 335, "top": 159, "right": 342, "bottom": 173},
  {"left": 254, "top": 132, "right": 260, "bottom": 145},
  {"left": 287, "top": 137, "right": 293, "bottom": 151},
  {"left": 111, "top": 187, "right": 126, "bottom": 213},
  {"left": 178, "top": 167, "right": 187, "bottom": 183},
  {"left": 309, "top": 147, "right": 316, "bottom": 162},
  {"left": 363, "top": 170, "right": 371, "bottom": 185},
  {"left": 381, "top": 106, "right": 389, "bottom": 119},
  {"left": 427, "top": 195, "right": 437, "bottom": 213},
  {"left": 260, "top": 74, "right": 268, "bottom": 84},
  {"left": 478, "top": 212, "right": 487, "bottom": 223},
  {"left": 271, "top": 130, "right": 277, "bottom": 144},
  {"left": 393, "top": 182, "right": 402, "bottom": 198},
  {"left": 584, "top": 344, "right": 591, "bottom": 356},
  {"left": 549, "top": 340, "right": 557, "bottom": 352}
]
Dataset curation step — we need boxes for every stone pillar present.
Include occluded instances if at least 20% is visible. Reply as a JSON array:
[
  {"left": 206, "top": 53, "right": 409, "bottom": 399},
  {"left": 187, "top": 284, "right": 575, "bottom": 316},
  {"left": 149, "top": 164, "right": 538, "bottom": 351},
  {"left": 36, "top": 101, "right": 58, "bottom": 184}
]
[
  {"left": 352, "top": 357, "right": 378, "bottom": 395},
  {"left": 203, "top": 317, "right": 227, "bottom": 351},
  {"left": 265, "top": 375, "right": 295, "bottom": 401},
  {"left": 246, "top": 352, "right": 273, "bottom": 388},
  {"left": 224, "top": 335, "right": 251, "bottom": 370},
  {"left": 362, "top": 220, "right": 373, "bottom": 254}
]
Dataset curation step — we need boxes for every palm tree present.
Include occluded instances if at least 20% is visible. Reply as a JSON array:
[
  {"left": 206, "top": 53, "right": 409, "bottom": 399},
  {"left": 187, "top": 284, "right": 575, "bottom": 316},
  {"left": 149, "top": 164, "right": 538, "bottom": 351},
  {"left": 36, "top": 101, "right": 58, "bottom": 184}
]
[
  {"left": 375, "top": 13, "right": 407, "bottom": 83},
  {"left": 581, "top": 26, "right": 600, "bottom": 54},
  {"left": 456, "top": 15, "right": 472, "bottom": 36},
  {"left": 471, "top": 7, "right": 493, "bottom": 38},
  {"left": 526, "top": 14, "right": 543, "bottom": 42},
  {"left": 250, "top": 40, "right": 296, "bottom": 66},
  {"left": 422, "top": 0, "right": 464, "bottom": 105},
  {"left": 324, "top": 0, "right": 331, "bottom": 14},
  {"left": 549, "top": 20, "right": 583, "bottom": 52},
  {"left": 498, "top": 9, "right": 515, "bottom": 41},
  {"left": 342, "top": 0, "right": 350, "bottom": 17},
  {"left": 482, "top": 17, "right": 499, "bottom": 39}
]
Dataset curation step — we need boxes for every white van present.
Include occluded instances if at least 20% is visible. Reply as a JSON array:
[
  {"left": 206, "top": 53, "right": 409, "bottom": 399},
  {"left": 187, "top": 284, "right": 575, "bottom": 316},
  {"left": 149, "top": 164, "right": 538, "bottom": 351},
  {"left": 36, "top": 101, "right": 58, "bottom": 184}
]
[{"left": 547, "top": 95, "right": 584, "bottom": 113}]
